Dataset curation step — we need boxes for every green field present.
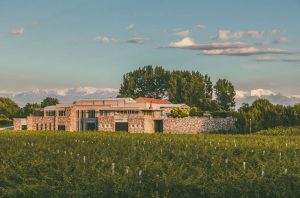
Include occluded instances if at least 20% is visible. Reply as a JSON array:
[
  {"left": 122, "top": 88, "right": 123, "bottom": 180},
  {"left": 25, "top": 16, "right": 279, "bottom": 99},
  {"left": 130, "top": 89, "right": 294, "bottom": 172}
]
[{"left": 0, "top": 131, "right": 300, "bottom": 197}]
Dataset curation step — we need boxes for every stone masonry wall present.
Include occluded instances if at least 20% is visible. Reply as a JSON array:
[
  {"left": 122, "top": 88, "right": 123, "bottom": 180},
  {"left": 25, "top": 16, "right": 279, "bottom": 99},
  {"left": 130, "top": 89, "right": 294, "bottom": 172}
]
[
  {"left": 163, "top": 117, "right": 236, "bottom": 134},
  {"left": 98, "top": 116, "right": 115, "bottom": 132}
]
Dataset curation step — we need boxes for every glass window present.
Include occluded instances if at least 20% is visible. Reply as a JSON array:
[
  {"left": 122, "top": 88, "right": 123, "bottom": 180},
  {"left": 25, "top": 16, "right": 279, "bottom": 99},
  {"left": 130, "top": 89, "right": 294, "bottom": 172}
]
[
  {"left": 59, "top": 111, "right": 66, "bottom": 116},
  {"left": 88, "top": 111, "right": 95, "bottom": 118}
]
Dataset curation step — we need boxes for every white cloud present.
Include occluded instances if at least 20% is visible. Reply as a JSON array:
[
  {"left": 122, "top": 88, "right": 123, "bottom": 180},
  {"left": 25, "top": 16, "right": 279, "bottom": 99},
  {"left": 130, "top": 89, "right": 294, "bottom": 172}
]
[
  {"left": 235, "top": 90, "right": 249, "bottom": 98},
  {"left": 168, "top": 37, "right": 195, "bottom": 48},
  {"left": 127, "top": 37, "right": 146, "bottom": 44},
  {"left": 11, "top": 27, "right": 25, "bottom": 36},
  {"left": 195, "top": 24, "right": 206, "bottom": 29},
  {"left": 256, "top": 56, "right": 300, "bottom": 62},
  {"left": 213, "top": 29, "right": 286, "bottom": 40},
  {"left": 203, "top": 47, "right": 298, "bottom": 56},
  {"left": 96, "top": 36, "right": 117, "bottom": 44},
  {"left": 250, "top": 89, "right": 275, "bottom": 97},
  {"left": 175, "top": 30, "right": 191, "bottom": 37},
  {"left": 126, "top": 23, "right": 135, "bottom": 30},
  {"left": 167, "top": 37, "right": 252, "bottom": 50}
]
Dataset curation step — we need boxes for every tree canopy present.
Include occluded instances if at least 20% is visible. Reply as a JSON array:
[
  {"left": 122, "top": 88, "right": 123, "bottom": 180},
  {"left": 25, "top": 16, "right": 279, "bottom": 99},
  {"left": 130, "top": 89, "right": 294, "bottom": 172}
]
[
  {"left": 41, "top": 97, "right": 59, "bottom": 108},
  {"left": 118, "top": 65, "right": 234, "bottom": 110}
]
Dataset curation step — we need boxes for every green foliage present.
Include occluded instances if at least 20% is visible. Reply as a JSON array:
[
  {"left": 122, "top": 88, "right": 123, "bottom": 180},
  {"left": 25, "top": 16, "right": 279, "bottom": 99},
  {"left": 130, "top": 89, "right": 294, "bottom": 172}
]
[
  {"left": 211, "top": 111, "right": 234, "bottom": 118},
  {"left": 118, "top": 66, "right": 232, "bottom": 111},
  {"left": 0, "top": 131, "right": 299, "bottom": 197},
  {"left": 235, "top": 100, "right": 300, "bottom": 133},
  {"left": 199, "top": 98, "right": 220, "bottom": 111},
  {"left": 256, "top": 126, "right": 300, "bottom": 136},
  {"left": 118, "top": 66, "right": 170, "bottom": 99},
  {"left": 170, "top": 107, "right": 189, "bottom": 118},
  {"left": 214, "top": 79, "right": 236, "bottom": 111},
  {"left": 189, "top": 107, "right": 204, "bottom": 117},
  {"left": 41, "top": 97, "right": 59, "bottom": 108},
  {"left": 0, "top": 114, "right": 12, "bottom": 125},
  {"left": 0, "top": 97, "right": 20, "bottom": 119},
  {"left": 20, "top": 103, "right": 41, "bottom": 117},
  {"left": 168, "top": 70, "right": 206, "bottom": 107}
]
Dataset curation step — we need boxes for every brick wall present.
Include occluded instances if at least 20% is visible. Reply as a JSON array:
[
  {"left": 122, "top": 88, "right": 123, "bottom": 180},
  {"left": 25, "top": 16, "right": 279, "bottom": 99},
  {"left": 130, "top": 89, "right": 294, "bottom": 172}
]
[{"left": 163, "top": 117, "right": 236, "bottom": 134}]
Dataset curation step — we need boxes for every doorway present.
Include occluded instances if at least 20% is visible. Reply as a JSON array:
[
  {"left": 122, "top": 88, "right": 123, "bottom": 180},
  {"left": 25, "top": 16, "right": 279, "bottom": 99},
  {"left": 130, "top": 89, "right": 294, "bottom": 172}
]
[{"left": 115, "top": 122, "right": 128, "bottom": 132}]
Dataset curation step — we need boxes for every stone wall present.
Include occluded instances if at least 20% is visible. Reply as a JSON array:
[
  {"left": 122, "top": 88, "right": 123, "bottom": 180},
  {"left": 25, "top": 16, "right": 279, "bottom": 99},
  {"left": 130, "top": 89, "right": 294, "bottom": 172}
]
[
  {"left": 98, "top": 116, "right": 115, "bottom": 132},
  {"left": 27, "top": 116, "right": 56, "bottom": 131},
  {"left": 13, "top": 118, "right": 27, "bottom": 130},
  {"left": 163, "top": 117, "right": 236, "bottom": 134},
  {"left": 128, "top": 116, "right": 155, "bottom": 133}
]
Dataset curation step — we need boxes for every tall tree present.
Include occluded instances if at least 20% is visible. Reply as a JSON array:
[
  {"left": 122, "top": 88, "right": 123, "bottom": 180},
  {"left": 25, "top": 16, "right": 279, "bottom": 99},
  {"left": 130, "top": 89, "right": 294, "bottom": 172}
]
[
  {"left": 20, "top": 103, "right": 41, "bottom": 117},
  {"left": 204, "top": 74, "right": 213, "bottom": 99},
  {"left": 41, "top": 97, "right": 59, "bottom": 108},
  {"left": 168, "top": 71, "right": 206, "bottom": 106},
  {"left": 0, "top": 97, "right": 20, "bottom": 119},
  {"left": 214, "top": 79, "right": 236, "bottom": 111},
  {"left": 118, "top": 66, "right": 170, "bottom": 99}
]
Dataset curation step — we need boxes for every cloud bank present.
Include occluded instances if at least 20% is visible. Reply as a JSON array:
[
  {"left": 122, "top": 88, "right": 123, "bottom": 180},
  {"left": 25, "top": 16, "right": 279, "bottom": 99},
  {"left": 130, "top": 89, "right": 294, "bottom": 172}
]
[
  {"left": 213, "top": 29, "right": 286, "bottom": 40},
  {"left": 256, "top": 56, "right": 300, "bottom": 62}
]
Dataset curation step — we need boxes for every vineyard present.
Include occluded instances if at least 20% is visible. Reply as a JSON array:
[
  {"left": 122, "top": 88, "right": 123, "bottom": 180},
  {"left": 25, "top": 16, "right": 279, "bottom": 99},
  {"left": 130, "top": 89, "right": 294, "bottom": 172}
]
[{"left": 0, "top": 131, "right": 300, "bottom": 197}]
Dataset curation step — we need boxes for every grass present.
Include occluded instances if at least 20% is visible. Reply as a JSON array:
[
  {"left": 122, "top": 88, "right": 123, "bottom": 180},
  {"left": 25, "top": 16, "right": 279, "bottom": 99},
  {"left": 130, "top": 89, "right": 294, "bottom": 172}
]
[{"left": 0, "top": 130, "right": 299, "bottom": 197}]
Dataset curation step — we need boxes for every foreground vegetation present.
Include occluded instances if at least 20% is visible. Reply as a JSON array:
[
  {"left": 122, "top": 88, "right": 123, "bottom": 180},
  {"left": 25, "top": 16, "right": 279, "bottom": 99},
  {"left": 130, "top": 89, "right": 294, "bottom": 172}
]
[{"left": 1, "top": 131, "right": 300, "bottom": 197}]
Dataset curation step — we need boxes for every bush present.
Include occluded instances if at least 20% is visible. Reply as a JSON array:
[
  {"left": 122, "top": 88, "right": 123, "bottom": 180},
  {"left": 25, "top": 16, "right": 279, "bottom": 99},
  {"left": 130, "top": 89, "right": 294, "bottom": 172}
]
[
  {"left": 0, "top": 117, "right": 12, "bottom": 125},
  {"left": 211, "top": 111, "right": 233, "bottom": 118},
  {"left": 189, "top": 107, "right": 204, "bottom": 117},
  {"left": 256, "top": 126, "right": 300, "bottom": 136},
  {"left": 170, "top": 107, "right": 189, "bottom": 118}
]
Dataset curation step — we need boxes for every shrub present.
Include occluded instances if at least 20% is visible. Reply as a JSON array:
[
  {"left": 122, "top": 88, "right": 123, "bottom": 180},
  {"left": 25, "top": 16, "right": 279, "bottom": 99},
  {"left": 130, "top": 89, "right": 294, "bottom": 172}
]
[
  {"left": 256, "top": 126, "right": 300, "bottom": 136},
  {"left": 170, "top": 107, "right": 189, "bottom": 118},
  {"left": 211, "top": 111, "right": 234, "bottom": 118}
]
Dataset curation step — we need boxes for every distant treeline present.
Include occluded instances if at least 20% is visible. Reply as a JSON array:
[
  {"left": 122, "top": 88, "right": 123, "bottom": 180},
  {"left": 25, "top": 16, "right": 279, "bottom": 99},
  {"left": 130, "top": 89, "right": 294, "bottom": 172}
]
[{"left": 0, "top": 97, "right": 59, "bottom": 125}]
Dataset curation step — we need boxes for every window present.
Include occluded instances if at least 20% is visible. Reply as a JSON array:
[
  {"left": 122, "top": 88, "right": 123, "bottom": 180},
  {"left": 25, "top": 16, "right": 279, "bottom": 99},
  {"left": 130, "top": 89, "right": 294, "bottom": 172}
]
[
  {"left": 40, "top": 124, "right": 43, "bottom": 130},
  {"left": 36, "top": 124, "right": 39, "bottom": 130},
  {"left": 46, "top": 111, "right": 55, "bottom": 116},
  {"left": 88, "top": 111, "right": 96, "bottom": 118},
  {"left": 100, "top": 110, "right": 112, "bottom": 116},
  {"left": 59, "top": 111, "right": 65, "bottom": 116},
  {"left": 49, "top": 123, "right": 52, "bottom": 130},
  {"left": 45, "top": 123, "right": 47, "bottom": 130}
]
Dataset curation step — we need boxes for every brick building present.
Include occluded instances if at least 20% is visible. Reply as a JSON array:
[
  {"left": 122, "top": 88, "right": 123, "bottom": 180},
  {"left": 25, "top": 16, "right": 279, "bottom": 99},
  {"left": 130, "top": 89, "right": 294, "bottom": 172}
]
[{"left": 13, "top": 98, "right": 188, "bottom": 133}]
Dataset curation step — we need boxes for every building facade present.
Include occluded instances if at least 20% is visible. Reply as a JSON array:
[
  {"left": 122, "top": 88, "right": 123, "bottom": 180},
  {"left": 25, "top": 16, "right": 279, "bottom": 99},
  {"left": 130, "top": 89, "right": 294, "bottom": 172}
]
[{"left": 14, "top": 98, "right": 189, "bottom": 133}]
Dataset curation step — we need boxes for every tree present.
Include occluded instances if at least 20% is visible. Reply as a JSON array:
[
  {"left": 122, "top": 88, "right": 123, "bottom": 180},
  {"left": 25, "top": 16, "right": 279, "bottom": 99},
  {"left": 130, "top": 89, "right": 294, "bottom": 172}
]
[
  {"left": 214, "top": 79, "right": 235, "bottom": 111},
  {"left": 168, "top": 71, "right": 206, "bottom": 107},
  {"left": 204, "top": 74, "right": 213, "bottom": 99},
  {"left": 41, "top": 97, "right": 59, "bottom": 108},
  {"left": 118, "top": 66, "right": 170, "bottom": 99},
  {"left": 0, "top": 97, "right": 20, "bottom": 119},
  {"left": 20, "top": 103, "right": 41, "bottom": 117}
]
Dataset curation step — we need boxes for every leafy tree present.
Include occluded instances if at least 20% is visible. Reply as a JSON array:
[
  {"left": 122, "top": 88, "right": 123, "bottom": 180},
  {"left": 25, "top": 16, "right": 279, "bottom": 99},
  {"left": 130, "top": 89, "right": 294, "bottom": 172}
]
[
  {"left": 199, "top": 98, "right": 220, "bottom": 112},
  {"left": 118, "top": 66, "right": 170, "bottom": 99},
  {"left": 41, "top": 97, "right": 59, "bottom": 108},
  {"left": 168, "top": 71, "right": 205, "bottom": 107},
  {"left": 204, "top": 74, "right": 213, "bottom": 99},
  {"left": 214, "top": 79, "right": 235, "bottom": 111},
  {"left": 20, "top": 103, "right": 41, "bottom": 117},
  {"left": 0, "top": 97, "right": 20, "bottom": 119}
]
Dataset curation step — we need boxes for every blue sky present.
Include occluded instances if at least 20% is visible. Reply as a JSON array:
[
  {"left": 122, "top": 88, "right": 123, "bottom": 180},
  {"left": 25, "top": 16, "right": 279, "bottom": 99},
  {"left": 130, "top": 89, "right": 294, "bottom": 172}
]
[{"left": 0, "top": 0, "right": 300, "bottom": 97}]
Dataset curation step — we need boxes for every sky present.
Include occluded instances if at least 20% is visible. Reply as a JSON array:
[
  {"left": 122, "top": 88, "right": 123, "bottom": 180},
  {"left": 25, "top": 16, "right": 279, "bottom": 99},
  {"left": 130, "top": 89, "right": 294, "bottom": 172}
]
[{"left": 0, "top": 0, "right": 300, "bottom": 98}]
